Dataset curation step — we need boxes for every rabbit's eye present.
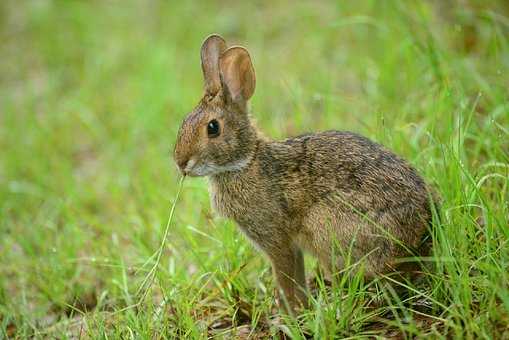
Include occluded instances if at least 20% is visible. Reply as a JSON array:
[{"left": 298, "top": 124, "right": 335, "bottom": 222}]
[{"left": 207, "top": 119, "right": 220, "bottom": 138}]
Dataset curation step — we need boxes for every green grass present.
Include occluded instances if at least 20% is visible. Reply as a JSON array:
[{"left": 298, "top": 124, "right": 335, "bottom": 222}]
[{"left": 1, "top": 0, "right": 508, "bottom": 338}]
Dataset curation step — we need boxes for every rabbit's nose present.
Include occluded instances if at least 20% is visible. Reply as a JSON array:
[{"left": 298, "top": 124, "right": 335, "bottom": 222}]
[{"left": 177, "top": 158, "right": 189, "bottom": 173}]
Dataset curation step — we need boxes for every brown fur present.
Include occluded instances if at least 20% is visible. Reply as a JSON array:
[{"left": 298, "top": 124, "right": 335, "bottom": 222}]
[{"left": 174, "top": 35, "right": 435, "bottom": 312}]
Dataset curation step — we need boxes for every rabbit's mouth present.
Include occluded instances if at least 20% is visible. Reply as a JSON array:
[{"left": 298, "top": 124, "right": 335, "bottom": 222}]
[
  {"left": 182, "top": 157, "right": 215, "bottom": 177},
  {"left": 185, "top": 157, "right": 252, "bottom": 177},
  {"left": 181, "top": 157, "right": 200, "bottom": 177}
]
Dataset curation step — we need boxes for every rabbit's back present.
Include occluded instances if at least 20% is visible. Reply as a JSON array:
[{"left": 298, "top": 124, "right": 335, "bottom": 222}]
[
  {"left": 260, "top": 131, "right": 430, "bottom": 217},
  {"left": 290, "top": 131, "right": 429, "bottom": 209}
]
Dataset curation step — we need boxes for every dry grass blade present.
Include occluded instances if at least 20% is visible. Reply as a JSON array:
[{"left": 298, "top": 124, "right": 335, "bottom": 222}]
[{"left": 135, "top": 176, "right": 185, "bottom": 304}]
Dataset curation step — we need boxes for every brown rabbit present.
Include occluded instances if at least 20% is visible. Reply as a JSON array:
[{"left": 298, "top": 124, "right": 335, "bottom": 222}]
[{"left": 174, "top": 34, "right": 435, "bottom": 312}]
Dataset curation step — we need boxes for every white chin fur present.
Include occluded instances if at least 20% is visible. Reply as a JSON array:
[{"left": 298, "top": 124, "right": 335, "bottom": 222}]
[{"left": 188, "top": 157, "right": 251, "bottom": 177}]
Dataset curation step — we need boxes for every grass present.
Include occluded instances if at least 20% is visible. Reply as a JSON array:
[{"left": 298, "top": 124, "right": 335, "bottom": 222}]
[{"left": 1, "top": 0, "right": 508, "bottom": 338}]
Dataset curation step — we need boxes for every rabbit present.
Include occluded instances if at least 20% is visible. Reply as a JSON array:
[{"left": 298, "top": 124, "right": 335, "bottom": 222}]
[{"left": 174, "top": 34, "right": 436, "bottom": 313}]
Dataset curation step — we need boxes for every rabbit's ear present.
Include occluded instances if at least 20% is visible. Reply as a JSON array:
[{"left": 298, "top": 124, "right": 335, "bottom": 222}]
[
  {"left": 201, "top": 34, "right": 227, "bottom": 95},
  {"left": 219, "top": 47, "right": 256, "bottom": 108}
]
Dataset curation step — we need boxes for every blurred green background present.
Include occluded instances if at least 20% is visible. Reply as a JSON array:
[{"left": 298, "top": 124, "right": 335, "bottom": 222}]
[{"left": 1, "top": 0, "right": 508, "bottom": 338}]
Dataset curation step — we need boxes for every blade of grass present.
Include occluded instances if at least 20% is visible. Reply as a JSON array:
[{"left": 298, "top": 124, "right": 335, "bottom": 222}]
[{"left": 135, "top": 176, "right": 185, "bottom": 304}]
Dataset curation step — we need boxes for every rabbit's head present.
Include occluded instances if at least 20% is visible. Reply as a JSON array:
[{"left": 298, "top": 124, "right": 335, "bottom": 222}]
[{"left": 174, "top": 34, "right": 258, "bottom": 177}]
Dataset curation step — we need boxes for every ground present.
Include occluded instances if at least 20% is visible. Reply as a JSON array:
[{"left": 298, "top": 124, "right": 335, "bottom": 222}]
[{"left": 1, "top": 1, "right": 508, "bottom": 338}]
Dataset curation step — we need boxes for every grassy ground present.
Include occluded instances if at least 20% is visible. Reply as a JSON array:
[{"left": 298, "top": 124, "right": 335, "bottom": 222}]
[{"left": 1, "top": 0, "right": 508, "bottom": 338}]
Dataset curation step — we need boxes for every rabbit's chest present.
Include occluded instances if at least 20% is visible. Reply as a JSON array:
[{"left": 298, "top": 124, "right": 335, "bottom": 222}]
[
  {"left": 209, "top": 183, "right": 290, "bottom": 248},
  {"left": 209, "top": 180, "right": 257, "bottom": 220},
  {"left": 208, "top": 175, "right": 282, "bottom": 226},
  {"left": 210, "top": 184, "right": 250, "bottom": 220}
]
